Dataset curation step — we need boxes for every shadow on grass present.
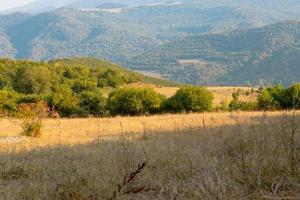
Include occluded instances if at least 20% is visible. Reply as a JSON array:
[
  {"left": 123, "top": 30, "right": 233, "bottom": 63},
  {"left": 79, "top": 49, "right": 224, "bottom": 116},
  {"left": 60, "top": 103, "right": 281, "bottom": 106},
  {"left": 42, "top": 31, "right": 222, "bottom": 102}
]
[{"left": 0, "top": 113, "right": 299, "bottom": 199}]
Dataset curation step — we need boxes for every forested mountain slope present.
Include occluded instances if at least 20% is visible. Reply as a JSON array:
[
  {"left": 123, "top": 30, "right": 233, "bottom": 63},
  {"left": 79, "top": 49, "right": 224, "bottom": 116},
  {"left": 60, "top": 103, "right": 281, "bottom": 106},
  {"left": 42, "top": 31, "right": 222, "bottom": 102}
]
[
  {"left": 0, "top": 4, "right": 278, "bottom": 61},
  {"left": 129, "top": 21, "right": 300, "bottom": 85}
]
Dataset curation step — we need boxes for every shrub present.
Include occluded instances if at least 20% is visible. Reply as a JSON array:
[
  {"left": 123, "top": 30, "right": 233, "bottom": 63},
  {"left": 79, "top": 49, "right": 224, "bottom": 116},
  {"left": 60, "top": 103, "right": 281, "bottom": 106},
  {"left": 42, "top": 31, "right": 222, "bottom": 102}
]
[
  {"left": 162, "top": 86, "right": 213, "bottom": 113},
  {"left": 13, "top": 65, "right": 51, "bottom": 94},
  {"left": 0, "top": 90, "right": 19, "bottom": 114},
  {"left": 229, "top": 101, "right": 257, "bottom": 111},
  {"left": 257, "top": 89, "right": 278, "bottom": 110},
  {"left": 98, "top": 69, "right": 126, "bottom": 88},
  {"left": 214, "top": 100, "right": 229, "bottom": 112},
  {"left": 51, "top": 85, "right": 80, "bottom": 117},
  {"left": 284, "top": 83, "right": 300, "bottom": 109},
  {"left": 71, "top": 78, "right": 97, "bottom": 94},
  {"left": 79, "top": 90, "right": 107, "bottom": 117},
  {"left": 229, "top": 90, "right": 257, "bottom": 111},
  {"left": 16, "top": 102, "right": 50, "bottom": 137},
  {"left": 257, "top": 84, "right": 300, "bottom": 110},
  {"left": 107, "top": 88, "right": 165, "bottom": 116}
]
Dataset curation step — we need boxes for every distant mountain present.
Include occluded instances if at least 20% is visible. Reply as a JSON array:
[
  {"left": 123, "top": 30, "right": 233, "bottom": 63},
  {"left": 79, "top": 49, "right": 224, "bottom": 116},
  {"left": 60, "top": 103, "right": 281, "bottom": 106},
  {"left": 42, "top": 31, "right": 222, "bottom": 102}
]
[
  {"left": 0, "top": 3, "right": 300, "bottom": 85},
  {"left": 2, "top": 0, "right": 300, "bottom": 15},
  {"left": 66, "top": 0, "right": 167, "bottom": 9},
  {"left": 128, "top": 21, "right": 300, "bottom": 85},
  {"left": 96, "top": 3, "right": 127, "bottom": 9},
  {"left": 0, "top": 4, "right": 275, "bottom": 61}
]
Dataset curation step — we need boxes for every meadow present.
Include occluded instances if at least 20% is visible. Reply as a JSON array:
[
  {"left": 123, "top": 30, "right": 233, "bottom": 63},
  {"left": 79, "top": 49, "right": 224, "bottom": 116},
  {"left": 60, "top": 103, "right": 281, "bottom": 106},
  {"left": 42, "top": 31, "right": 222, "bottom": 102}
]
[
  {"left": 129, "top": 83, "right": 257, "bottom": 106},
  {"left": 0, "top": 111, "right": 299, "bottom": 199}
]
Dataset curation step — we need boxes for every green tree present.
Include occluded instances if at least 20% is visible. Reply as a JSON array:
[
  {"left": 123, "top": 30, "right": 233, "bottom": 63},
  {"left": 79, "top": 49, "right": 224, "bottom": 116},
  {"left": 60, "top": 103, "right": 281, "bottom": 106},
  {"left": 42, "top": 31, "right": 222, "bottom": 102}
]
[
  {"left": 257, "top": 84, "right": 299, "bottom": 110},
  {"left": 98, "top": 69, "right": 125, "bottom": 88},
  {"left": 107, "top": 88, "right": 165, "bottom": 116},
  {"left": 71, "top": 78, "right": 97, "bottom": 94},
  {"left": 63, "top": 65, "right": 90, "bottom": 79},
  {"left": 284, "top": 83, "right": 300, "bottom": 109},
  {"left": 51, "top": 85, "right": 80, "bottom": 117},
  {"left": 0, "top": 90, "right": 20, "bottom": 113},
  {"left": 79, "top": 90, "right": 107, "bottom": 117},
  {"left": 0, "top": 63, "right": 13, "bottom": 89},
  {"left": 13, "top": 65, "right": 51, "bottom": 94},
  {"left": 163, "top": 86, "right": 213, "bottom": 113},
  {"left": 257, "top": 89, "right": 277, "bottom": 110}
]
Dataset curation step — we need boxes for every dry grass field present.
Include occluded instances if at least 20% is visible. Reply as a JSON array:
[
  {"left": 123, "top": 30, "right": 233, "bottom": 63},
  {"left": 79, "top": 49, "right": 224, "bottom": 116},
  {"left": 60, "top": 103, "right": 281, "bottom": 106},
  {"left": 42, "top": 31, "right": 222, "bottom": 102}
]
[
  {"left": 129, "top": 83, "right": 257, "bottom": 106},
  {"left": 0, "top": 111, "right": 299, "bottom": 199}
]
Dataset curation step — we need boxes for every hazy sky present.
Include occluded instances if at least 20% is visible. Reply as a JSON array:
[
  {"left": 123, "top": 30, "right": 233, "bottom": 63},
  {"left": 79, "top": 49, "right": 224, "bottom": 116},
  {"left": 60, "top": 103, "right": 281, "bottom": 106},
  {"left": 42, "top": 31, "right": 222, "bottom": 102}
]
[{"left": 0, "top": 0, "right": 34, "bottom": 11}]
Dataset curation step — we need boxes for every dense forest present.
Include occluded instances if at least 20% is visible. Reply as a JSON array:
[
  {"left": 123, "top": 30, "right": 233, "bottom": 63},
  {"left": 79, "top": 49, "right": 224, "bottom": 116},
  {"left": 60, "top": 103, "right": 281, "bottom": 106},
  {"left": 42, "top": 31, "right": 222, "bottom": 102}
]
[
  {"left": 0, "top": 57, "right": 178, "bottom": 117},
  {"left": 130, "top": 21, "right": 300, "bottom": 85}
]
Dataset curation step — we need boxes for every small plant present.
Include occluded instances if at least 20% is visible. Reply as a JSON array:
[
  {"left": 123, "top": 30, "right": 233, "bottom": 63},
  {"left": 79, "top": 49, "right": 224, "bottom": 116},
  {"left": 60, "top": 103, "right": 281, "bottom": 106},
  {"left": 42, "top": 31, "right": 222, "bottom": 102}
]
[
  {"left": 16, "top": 102, "right": 50, "bottom": 137},
  {"left": 215, "top": 100, "right": 229, "bottom": 111},
  {"left": 229, "top": 90, "right": 257, "bottom": 111},
  {"left": 108, "top": 161, "right": 151, "bottom": 200}
]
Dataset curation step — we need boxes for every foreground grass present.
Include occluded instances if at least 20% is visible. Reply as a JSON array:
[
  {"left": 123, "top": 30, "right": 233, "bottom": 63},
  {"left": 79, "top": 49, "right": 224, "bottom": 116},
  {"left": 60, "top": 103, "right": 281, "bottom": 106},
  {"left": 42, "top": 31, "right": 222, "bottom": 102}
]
[{"left": 0, "top": 111, "right": 299, "bottom": 199}]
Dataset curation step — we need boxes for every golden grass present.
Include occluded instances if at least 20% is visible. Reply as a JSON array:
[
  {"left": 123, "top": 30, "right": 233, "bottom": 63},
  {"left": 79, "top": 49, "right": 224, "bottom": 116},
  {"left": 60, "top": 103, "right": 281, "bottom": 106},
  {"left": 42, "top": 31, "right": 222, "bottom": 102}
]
[
  {"left": 129, "top": 83, "right": 257, "bottom": 106},
  {"left": 0, "top": 111, "right": 299, "bottom": 199},
  {"left": 0, "top": 111, "right": 290, "bottom": 151}
]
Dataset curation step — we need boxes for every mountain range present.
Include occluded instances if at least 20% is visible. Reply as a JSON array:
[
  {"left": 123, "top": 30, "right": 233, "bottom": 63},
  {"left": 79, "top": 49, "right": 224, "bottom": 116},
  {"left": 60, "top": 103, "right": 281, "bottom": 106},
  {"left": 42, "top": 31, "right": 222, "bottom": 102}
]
[
  {"left": 0, "top": 1, "right": 300, "bottom": 85},
  {"left": 129, "top": 21, "right": 300, "bottom": 85}
]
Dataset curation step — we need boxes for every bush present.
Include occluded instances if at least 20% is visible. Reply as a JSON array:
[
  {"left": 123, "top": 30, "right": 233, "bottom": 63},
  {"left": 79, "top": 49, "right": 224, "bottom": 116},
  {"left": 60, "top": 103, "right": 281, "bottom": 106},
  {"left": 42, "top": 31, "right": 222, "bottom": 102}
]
[
  {"left": 257, "top": 84, "right": 300, "bottom": 110},
  {"left": 214, "top": 100, "right": 229, "bottom": 112},
  {"left": 229, "top": 90, "right": 257, "bottom": 111},
  {"left": 16, "top": 102, "right": 50, "bottom": 137},
  {"left": 162, "top": 86, "right": 213, "bottom": 113},
  {"left": 284, "top": 83, "right": 300, "bottom": 109},
  {"left": 107, "top": 88, "right": 165, "bottom": 116},
  {"left": 71, "top": 78, "right": 98, "bottom": 94},
  {"left": 79, "top": 90, "right": 107, "bottom": 117},
  {"left": 13, "top": 65, "right": 51, "bottom": 94},
  {"left": 257, "top": 89, "right": 278, "bottom": 110},
  {"left": 98, "top": 69, "right": 126, "bottom": 88},
  {"left": 51, "top": 85, "right": 80, "bottom": 117},
  {"left": 229, "top": 101, "right": 257, "bottom": 111},
  {"left": 0, "top": 90, "right": 19, "bottom": 114}
]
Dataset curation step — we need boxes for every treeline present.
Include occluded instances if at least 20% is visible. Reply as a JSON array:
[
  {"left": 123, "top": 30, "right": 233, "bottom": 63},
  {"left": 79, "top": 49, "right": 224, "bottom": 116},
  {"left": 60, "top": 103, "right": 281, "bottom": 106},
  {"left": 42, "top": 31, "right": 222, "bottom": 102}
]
[
  {"left": 0, "top": 57, "right": 183, "bottom": 118},
  {"left": 257, "top": 84, "right": 300, "bottom": 110},
  {"left": 228, "top": 84, "right": 300, "bottom": 111},
  {"left": 0, "top": 58, "right": 146, "bottom": 117},
  {"left": 0, "top": 58, "right": 299, "bottom": 117},
  {"left": 107, "top": 86, "right": 213, "bottom": 116}
]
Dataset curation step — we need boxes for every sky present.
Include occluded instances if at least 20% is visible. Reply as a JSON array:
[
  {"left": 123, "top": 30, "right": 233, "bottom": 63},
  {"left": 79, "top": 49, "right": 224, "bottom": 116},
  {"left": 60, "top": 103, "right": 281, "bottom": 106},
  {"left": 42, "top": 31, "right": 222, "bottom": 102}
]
[{"left": 0, "top": 0, "right": 34, "bottom": 11}]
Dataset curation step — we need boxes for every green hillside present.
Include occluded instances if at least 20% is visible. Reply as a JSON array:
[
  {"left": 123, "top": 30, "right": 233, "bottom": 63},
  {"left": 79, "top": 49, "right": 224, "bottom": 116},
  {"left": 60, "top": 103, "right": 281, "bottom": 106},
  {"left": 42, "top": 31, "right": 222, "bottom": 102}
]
[
  {"left": 128, "top": 21, "right": 300, "bottom": 85},
  {"left": 49, "top": 57, "right": 179, "bottom": 86},
  {"left": 0, "top": 57, "right": 178, "bottom": 117},
  {"left": 0, "top": 3, "right": 290, "bottom": 61}
]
